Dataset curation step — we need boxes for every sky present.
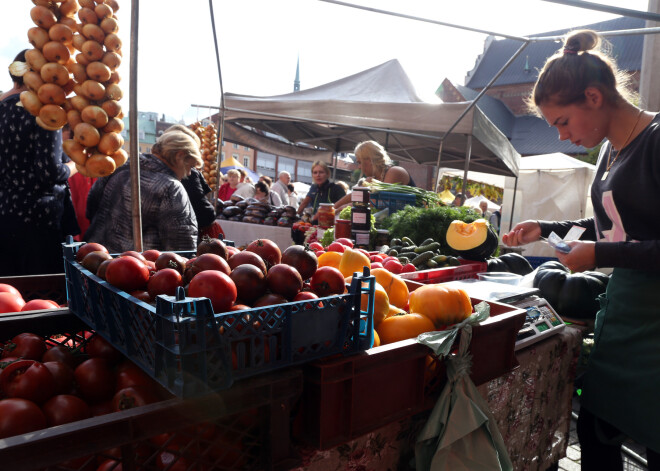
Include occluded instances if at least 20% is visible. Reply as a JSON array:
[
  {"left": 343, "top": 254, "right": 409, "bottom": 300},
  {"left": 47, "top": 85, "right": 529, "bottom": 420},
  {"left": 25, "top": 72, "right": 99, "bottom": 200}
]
[{"left": 0, "top": 0, "right": 651, "bottom": 124}]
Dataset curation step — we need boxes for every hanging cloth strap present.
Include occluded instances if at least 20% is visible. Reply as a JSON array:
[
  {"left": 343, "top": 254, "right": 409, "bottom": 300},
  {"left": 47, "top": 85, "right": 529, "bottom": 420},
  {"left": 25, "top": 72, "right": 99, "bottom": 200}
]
[{"left": 415, "top": 302, "right": 513, "bottom": 471}]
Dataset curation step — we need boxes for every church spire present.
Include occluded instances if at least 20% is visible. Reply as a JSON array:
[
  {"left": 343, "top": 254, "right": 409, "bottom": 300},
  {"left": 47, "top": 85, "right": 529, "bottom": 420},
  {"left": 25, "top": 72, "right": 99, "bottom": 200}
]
[{"left": 293, "top": 55, "right": 300, "bottom": 92}]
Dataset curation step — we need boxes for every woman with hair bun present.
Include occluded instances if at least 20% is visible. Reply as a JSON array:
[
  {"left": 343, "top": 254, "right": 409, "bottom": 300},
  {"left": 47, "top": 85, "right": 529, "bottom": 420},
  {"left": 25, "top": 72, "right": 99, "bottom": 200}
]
[{"left": 502, "top": 30, "right": 660, "bottom": 469}]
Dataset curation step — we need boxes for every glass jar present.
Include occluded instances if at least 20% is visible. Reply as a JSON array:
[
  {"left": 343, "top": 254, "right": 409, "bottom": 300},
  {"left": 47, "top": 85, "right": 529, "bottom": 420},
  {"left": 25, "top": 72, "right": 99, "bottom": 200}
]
[
  {"left": 375, "top": 229, "right": 390, "bottom": 249},
  {"left": 351, "top": 187, "right": 370, "bottom": 206},
  {"left": 335, "top": 218, "right": 352, "bottom": 239},
  {"left": 350, "top": 204, "right": 371, "bottom": 231},
  {"left": 317, "top": 203, "right": 335, "bottom": 228}
]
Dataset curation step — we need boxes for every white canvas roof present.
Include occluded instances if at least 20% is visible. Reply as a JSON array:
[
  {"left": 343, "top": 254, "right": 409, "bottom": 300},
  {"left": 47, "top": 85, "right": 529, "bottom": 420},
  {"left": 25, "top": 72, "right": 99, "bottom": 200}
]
[{"left": 223, "top": 59, "right": 520, "bottom": 177}]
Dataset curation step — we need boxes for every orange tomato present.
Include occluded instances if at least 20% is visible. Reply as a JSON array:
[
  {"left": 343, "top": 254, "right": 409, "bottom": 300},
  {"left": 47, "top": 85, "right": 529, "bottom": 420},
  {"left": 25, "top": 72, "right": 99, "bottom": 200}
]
[{"left": 376, "top": 313, "right": 435, "bottom": 345}]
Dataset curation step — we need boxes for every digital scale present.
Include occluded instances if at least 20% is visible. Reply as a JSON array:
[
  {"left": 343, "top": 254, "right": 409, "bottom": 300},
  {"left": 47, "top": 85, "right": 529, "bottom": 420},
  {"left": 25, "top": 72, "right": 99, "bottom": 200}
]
[{"left": 442, "top": 279, "right": 566, "bottom": 350}]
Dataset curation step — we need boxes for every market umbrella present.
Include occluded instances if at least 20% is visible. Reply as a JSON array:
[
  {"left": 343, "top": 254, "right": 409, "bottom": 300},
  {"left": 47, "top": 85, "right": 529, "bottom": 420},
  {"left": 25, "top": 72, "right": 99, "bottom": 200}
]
[
  {"left": 219, "top": 155, "right": 261, "bottom": 183},
  {"left": 415, "top": 303, "right": 512, "bottom": 471}
]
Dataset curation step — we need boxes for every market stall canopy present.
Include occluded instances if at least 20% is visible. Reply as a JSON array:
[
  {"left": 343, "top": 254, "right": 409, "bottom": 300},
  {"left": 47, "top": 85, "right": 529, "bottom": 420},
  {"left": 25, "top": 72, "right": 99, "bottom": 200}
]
[
  {"left": 463, "top": 195, "right": 501, "bottom": 212},
  {"left": 223, "top": 59, "right": 520, "bottom": 177},
  {"left": 219, "top": 155, "right": 260, "bottom": 183}
]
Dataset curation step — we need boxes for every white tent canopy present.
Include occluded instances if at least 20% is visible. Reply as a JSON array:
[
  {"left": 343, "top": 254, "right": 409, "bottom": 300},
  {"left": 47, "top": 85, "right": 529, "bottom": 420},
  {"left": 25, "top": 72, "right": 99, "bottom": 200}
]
[
  {"left": 223, "top": 60, "right": 520, "bottom": 177},
  {"left": 463, "top": 195, "right": 501, "bottom": 212},
  {"left": 502, "top": 153, "right": 596, "bottom": 257}
]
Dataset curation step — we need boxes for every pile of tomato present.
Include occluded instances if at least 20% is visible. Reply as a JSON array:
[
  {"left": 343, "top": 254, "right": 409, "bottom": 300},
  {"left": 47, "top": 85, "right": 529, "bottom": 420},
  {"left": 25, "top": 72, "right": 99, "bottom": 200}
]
[
  {"left": 0, "top": 332, "right": 169, "bottom": 441},
  {"left": 0, "top": 283, "right": 61, "bottom": 314}
]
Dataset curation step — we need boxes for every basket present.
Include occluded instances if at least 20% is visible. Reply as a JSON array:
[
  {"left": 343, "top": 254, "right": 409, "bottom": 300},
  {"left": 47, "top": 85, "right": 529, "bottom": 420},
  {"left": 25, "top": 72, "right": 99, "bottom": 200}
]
[
  {"left": 63, "top": 241, "right": 375, "bottom": 398},
  {"left": 0, "top": 273, "right": 67, "bottom": 305},
  {"left": 398, "top": 261, "right": 488, "bottom": 284},
  {"left": 294, "top": 295, "right": 526, "bottom": 449},
  {"left": 369, "top": 191, "right": 417, "bottom": 215},
  {"left": 0, "top": 310, "right": 302, "bottom": 471}
]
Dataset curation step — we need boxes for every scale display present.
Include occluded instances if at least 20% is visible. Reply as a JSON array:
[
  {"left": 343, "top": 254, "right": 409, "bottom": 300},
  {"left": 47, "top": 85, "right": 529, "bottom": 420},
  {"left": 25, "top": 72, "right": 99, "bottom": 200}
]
[
  {"left": 442, "top": 279, "right": 565, "bottom": 350},
  {"left": 510, "top": 297, "right": 565, "bottom": 350}
]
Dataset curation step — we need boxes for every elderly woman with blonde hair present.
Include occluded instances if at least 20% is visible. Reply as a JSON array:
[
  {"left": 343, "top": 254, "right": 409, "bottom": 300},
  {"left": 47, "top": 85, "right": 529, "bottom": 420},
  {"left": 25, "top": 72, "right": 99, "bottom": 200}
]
[
  {"left": 218, "top": 168, "right": 241, "bottom": 201},
  {"left": 85, "top": 128, "right": 204, "bottom": 252},
  {"left": 334, "top": 140, "right": 416, "bottom": 210}
]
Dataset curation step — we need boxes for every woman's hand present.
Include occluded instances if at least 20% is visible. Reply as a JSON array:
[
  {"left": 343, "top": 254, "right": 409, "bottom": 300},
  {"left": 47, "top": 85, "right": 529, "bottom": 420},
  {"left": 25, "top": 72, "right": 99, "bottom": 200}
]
[
  {"left": 501, "top": 220, "right": 541, "bottom": 247},
  {"left": 556, "top": 241, "right": 596, "bottom": 272}
]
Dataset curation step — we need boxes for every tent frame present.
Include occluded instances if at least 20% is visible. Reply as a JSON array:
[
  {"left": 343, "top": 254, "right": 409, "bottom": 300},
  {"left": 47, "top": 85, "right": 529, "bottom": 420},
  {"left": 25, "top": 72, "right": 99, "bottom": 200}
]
[{"left": 126, "top": 0, "right": 660, "bottom": 249}]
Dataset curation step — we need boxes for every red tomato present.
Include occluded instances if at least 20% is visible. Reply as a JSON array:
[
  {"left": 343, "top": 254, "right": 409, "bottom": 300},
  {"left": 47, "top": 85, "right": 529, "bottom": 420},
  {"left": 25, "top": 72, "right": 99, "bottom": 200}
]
[
  {"left": 43, "top": 361, "right": 75, "bottom": 394},
  {"left": 310, "top": 266, "right": 346, "bottom": 297},
  {"left": 188, "top": 271, "right": 237, "bottom": 314},
  {"left": 21, "top": 299, "right": 60, "bottom": 311},
  {"left": 74, "top": 358, "right": 116, "bottom": 402},
  {"left": 326, "top": 242, "right": 347, "bottom": 253},
  {"left": 225, "top": 245, "right": 240, "bottom": 258},
  {"left": 105, "top": 256, "right": 150, "bottom": 292},
  {"left": 335, "top": 238, "right": 354, "bottom": 248},
  {"left": 293, "top": 291, "right": 319, "bottom": 301},
  {"left": 85, "top": 335, "right": 122, "bottom": 365},
  {"left": 2, "top": 333, "right": 47, "bottom": 360},
  {"left": 0, "top": 398, "right": 47, "bottom": 439},
  {"left": 147, "top": 268, "right": 183, "bottom": 298},
  {"left": 0, "top": 292, "right": 25, "bottom": 313},
  {"left": 308, "top": 242, "right": 324, "bottom": 252},
  {"left": 97, "top": 459, "right": 123, "bottom": 471},
  {"left": 356, "top": 248, "right": 371, "bottom": 258},
  {"left": 42, "top": 394, "right": 91, "bottom": 426},
  {"left": 184, "top": 253, "right": 231, "bottom": 284},
  {"left": 0, "top": 284, "right": 21, "bottom": 298},
  {"left": 245, "top": 238, "right": 281, "bottom": 267},
  {"left": 401, "top": 263, "right": 417, "bottom": 273},
  {"left": 0, "top": 359, "right": 56, "bottom": 404},
  {"left": 370, "top": 262, "right": 384, "bottom": 270},
  {"left": 75, "top": 242, "right": 109, "bottom": 262},
  {"left": 129, "top": 290, "right": 153, "bottom": 303},
  {"left": 89, "top": 400, "right": 114, "bottom": 417},
  {"left": 42, "top": 344, "right": 76, "bottom": 367},
  {"left": 115, "top": 361, "right": 157, "bottom": 392},
  {"left": 119, "top": 250, "right": 147, "bottom": 263},
  {"left": 112, "top": 386, "right": 160, "bottom": 412},
  {"left": 314, "top": 250, "right": 325, "bottom": 257},
  {"left": 142, "top": 249, "right": 161, "bottom": 262},
  {"left": 383, "top": 259, "right": 404, "bottom": 274}
]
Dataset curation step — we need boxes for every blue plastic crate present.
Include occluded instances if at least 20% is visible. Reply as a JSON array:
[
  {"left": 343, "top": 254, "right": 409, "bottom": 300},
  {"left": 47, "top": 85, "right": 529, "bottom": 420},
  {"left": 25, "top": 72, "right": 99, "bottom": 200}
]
[
  {"left": 63, "top": 241, "right": 375, "bottom": 398},
  {"left": 369, "top": 191, "right": 417, "bottom": 215},
  {"left": 525, "top": 256, "right": 559, "bottom": 269}
]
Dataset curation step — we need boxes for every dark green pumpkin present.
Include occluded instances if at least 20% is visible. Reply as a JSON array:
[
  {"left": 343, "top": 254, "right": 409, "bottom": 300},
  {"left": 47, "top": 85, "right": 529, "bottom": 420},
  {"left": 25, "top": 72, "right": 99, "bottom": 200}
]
[
  {"left": 533, "top": 261, "right": 610, "bottom": 320},
  {"left": 498, "top": 253, "right": 534, "bottom": 276}
]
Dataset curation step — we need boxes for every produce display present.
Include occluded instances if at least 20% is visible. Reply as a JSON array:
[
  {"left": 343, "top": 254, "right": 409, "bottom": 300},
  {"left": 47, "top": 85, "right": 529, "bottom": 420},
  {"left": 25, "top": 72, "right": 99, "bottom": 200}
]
[
  {"left": 19, "top": 0, "right": 126, "bottom": 178},
  {"left": 0, "top": 331, "right": 171, "bottom": 440},
  {"left": 0, "top": 283, "right": 60, "bottom": 314},
  {"left": 445, "top": 218, "right": 499, "bottom": 262},
  {"left": 217, "top": 194, "right": 299, "bottom": 227},
  {"left": 533, "top": 261, "right": 610, "bottom": 320},
  {"left": 190, "top": 121, "right": 219, "bottom": 194}
]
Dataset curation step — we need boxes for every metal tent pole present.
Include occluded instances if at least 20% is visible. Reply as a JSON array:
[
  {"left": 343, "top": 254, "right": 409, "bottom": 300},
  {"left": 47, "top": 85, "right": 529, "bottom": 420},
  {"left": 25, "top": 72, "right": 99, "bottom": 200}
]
[
  {"left": 129, "top": 0, "right": 142, "bottom": 251},
  {"left": 209, "top": 0, "right": 225, "bottom": 215}
]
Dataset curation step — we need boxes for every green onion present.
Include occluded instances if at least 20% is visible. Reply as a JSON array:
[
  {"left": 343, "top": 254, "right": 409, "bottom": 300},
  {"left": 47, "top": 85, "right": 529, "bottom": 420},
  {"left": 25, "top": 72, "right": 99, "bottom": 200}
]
[{"left": 362, "top": 181, "right": 443, "bottom": 206}]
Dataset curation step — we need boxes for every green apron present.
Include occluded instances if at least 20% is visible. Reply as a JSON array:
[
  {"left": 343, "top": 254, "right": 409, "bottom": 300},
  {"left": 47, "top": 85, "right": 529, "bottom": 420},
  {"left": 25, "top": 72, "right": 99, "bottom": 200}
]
[{"left": 580, "top": 268, "right": 660, "bottom": 453}]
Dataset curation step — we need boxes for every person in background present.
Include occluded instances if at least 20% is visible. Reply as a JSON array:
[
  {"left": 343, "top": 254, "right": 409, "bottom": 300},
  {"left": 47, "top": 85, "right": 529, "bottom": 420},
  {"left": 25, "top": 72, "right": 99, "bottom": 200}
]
[
  {"left": 479, "top": 200, "right": 491, "bottom": 220},
  {"left": 86, "top": 128, "right": 203, "bottom": 252},
  {"left": 64, "top": 124, "right": 97, "bottom": 242},
  {"left": 287, "top": 183, "right": 299, "bottom": 208},
  {"left": 501, "top": 29, "right": 660, "bottom": 470},
  {"left": 259, "top": 175, "right": 272, "bottom": 187},
  {"left": 232, "top": 167, "right": 256, "bottom": 199},
  {"left": 218, "top": 168, "right": 240, "bottom": 201},
  {"left": 334, "top": 140, "right": 415, "bottom": 209},
  {"left": 271, "top": 171, "right": 291, "bottom": 206},
  {"left": 164, "top": 125, "right": 219, "bottom": 240},
  {"left": 254, "top": 180, "right": 282, "bottom": 207},
  {"left": 489, "top": 206, "right": 502, "bottom": 234},
  {"left": 297, "top": 160, "right": 346, "bottom": 223},
  {"left": 0, "top": 50, "right": 79, "bottom": 275},
  {"left": 452, "top": 193, "right": 465, "bottom": 207}
]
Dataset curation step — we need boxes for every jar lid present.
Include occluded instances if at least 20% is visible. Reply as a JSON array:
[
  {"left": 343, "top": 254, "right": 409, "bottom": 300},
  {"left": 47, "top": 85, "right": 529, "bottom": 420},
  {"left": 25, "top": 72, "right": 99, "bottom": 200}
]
[{"left": 319, "top": 203, "right": 334, "bottom": 208}]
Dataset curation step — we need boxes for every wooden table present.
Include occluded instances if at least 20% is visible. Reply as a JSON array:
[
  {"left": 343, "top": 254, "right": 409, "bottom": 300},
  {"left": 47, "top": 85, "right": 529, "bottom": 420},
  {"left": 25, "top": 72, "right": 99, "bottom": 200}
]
[{"left": 289, "top": 326, "right": 583, "bottom": 471}]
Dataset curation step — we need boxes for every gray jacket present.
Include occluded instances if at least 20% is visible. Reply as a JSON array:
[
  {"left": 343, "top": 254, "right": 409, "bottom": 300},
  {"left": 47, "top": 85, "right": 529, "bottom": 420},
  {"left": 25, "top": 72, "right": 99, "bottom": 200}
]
[{"left": 85, "top": 154, "right": 197, "bottom": 252}]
